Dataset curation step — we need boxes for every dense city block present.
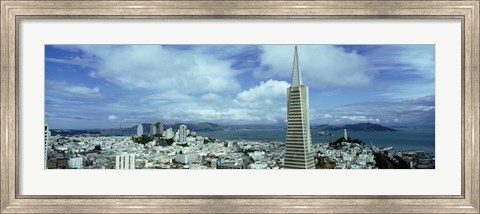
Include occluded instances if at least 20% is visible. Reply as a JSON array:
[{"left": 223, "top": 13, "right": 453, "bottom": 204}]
[{"left": 45, "top": 125, "right": 434, "bottom": 170}]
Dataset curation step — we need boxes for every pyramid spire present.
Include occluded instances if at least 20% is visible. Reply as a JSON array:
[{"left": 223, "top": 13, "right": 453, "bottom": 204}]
[{"left": 291, "top": 46, "right": 302, "bottom": 87}]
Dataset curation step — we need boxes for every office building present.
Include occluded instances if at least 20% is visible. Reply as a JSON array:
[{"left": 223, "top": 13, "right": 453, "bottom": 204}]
[
  {"left": 115, "top": 153, "right": 136, "bottom": 169},
  {"left": 178, "top": 124, "right": 187, "bottom": 143},
  {"left": 284, "top": 46, "right": 315, "bottom": 169}
]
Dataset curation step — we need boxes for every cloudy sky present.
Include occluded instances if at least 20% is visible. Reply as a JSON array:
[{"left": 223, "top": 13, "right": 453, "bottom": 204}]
[{"left": 45, "top": 45, "right": 435, "bottom": 129}]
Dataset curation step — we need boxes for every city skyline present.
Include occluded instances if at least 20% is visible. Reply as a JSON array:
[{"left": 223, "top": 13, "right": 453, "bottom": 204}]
[{"left": 45, "top": 45, "right": 435, "bottom": 129}]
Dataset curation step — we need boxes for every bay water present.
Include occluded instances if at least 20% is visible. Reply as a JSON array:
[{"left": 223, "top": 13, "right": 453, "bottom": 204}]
[{"left": 197, "top": 128, "right": 435, "bottom": 153}]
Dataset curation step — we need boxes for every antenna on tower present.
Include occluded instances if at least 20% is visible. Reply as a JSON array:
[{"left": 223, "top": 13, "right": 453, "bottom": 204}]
[{"left": 291, "top": 45, "right": 303, "bottom": 87}]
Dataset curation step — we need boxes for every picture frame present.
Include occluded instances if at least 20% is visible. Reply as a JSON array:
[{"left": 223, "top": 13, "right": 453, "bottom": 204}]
[{"left": 1, "top": 0, "right": 478, "bottom": 213}]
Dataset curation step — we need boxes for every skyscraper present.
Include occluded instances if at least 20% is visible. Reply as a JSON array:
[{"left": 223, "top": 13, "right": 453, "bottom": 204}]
[
  {"left": 137, "top": 124, "right": 143, "bottom": 136},
  {"left": 150, "top": 124, "right": 157, "bottom": 135},
  {"left": 178, "top": 124, "right": 188, "bottom": 143},
  {"left": 284, "top": 46, "right": 315, "bottom": 169},
  {"left": 156, "top": 122, "right": 164, "bottom": 136}
]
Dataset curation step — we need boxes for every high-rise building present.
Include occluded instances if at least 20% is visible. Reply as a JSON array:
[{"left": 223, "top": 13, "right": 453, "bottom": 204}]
[
  {"left": 115, "top": 154, "right": 136, "bottom": 169},
  {"left": 150, "top": 124, "right": 157, "bottom": 135},
  {"left": 156, "top": 122, "right": 164, "bottom": 136},
  {"left": 344, "top": 129, "right": 348, "bottom": 140},
  {"left": 165, "top": 127, "right": 174, "bottom": 139},
  {"left": 44, "top": 124, "right": 51, "bottom": 169},
  {"left": 284, "top": 46, "right": 315, "bottom": 169},
  {"left": 178, "top": 124, "right": 187, "bottom": 143},
  {"left": 137, "top": 124, "right": 143, "bottom": 136}
]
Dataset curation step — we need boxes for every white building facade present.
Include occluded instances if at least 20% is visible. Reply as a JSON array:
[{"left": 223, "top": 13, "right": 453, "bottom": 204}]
[
  {"left": 284, "top": 46, "right": 315, "bottom": 169},
  {"left": 150, "top": 124, "right": 157, "bottom": 135},
  {"left": 115, "top": 154, "right": 136, "bottom": 169},
  {"left": 178, "top": 124, "right": 188, "bottom": 143},
  {"left": 137, "top": 124, "right": 143, "bottom": 136},
  {"left": 68, "top": 157, "right": 83, "bottom": 169},
  {"left": 156, "top": 122, "right": 164, "bottom": 136},
  {"left": 164, "top": 128, "right": 174, "bottom": 139}
]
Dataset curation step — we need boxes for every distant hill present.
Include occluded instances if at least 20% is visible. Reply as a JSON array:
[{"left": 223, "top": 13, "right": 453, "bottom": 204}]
[
  {"left": 313, "top": 123, "right": 396, "bottom": 132},
  {"left": 50, "top": 129, "right": 101, "bottom": 136},
  {"left": 165, "top": 122, "right": 224, "bottom": 132},
  {"left": 52, "top": 122, "right": 396, "bottom": 136},
  {"left": 227, "top": 124, "right": 285, "bottom": 130}
]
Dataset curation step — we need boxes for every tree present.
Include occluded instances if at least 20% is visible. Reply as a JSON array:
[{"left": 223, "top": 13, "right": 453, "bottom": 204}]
[
  {"left": 394, "top": 155, "right": 411, "bottom": 169},
  {"left": 132, "top": 135, "right": 154, "bottom": 144},
  {"left": 374, "top": 152, "right": 393, "bottom": 169},
  {"left": 315, "top": 159, "right": 336, "bottom": 169}
]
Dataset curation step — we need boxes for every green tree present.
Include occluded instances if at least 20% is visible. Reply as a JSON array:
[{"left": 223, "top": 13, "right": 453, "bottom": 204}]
[{"left": 132, "top": 135, "right": 154, "bottom": 144}]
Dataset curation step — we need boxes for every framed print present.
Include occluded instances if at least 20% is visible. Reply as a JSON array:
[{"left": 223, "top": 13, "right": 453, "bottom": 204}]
[{"left": 1, "top": 0, "right": 479, "bottom": 213}]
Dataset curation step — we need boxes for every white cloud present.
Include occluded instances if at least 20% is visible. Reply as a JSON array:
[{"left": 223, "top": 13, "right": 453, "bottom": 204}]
[
  {"left": 201, "top": 92, "right": 224, "bottom": 101},
  {"left": 46, "top": 56, "right": 98, "bottom": 68},
  {"left": 46, "top": 80, "right": 101, "bottom": 98},
  {"left": 108, "top": 115, "right": 118, "bottom": 120},
  {"left": 88, "top": 71, "right": 98, "bottom": 78},
  {"left": 340, "top": 115, "right": 369, "bottom": 122},
  {"left": 379, "top": 80, "right": 435, "bottom": 100},
  {"left": 367, "top": 45, "right": 435, "bottom": 79},
  {"left": 255, "top": 45, "right": 375, "bottom": 88},
  {"left": 133, "top": 80, "right": 291, "bottom": 125},
  {"left": 235, "top": 79, "right": 290, "bottom": 102},
  {"left": 312, "top": 95, "right": 435, "bottom": 126},
  {"left": 64, "top": 86, "right": 99, "bottom": 96},
  {"left": 75, "top": 45, "right": 241, "bottom": 93}
]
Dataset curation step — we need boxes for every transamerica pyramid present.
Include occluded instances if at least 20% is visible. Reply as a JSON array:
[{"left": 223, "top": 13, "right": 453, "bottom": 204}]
[{"left": 284, "top": 46, "right": 315, "bottom": 169}]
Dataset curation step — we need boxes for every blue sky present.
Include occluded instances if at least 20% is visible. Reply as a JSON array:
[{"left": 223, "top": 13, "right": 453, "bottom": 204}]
[{"left": 45, "top": 45, "right": 435, "bottom": 129}]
